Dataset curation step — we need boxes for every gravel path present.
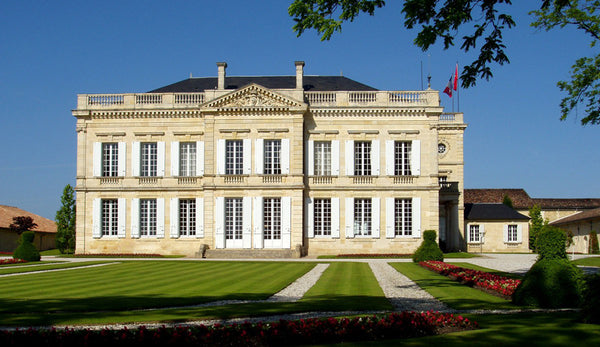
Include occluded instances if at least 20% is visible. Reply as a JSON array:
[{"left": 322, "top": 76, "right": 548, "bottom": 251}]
[{"left": 267, "top": 263, "right": 329, "bottom": 302}]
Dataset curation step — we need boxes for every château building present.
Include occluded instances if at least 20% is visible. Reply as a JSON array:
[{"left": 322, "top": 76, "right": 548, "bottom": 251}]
[{"left": 72, "top": 62, "right": 467, "bottom": 257}]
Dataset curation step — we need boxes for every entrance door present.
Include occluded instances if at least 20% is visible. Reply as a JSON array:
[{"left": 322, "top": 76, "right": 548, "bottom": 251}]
[
  {"left": 225, "top": 198, "right": 243, "bottom": 248},
  {"left": 263, "top": 198, "right": 282, "bottom": 248}
]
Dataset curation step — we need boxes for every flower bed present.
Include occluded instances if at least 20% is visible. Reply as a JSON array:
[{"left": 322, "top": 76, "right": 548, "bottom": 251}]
[
  {"left": 0, "top": 312, "right": 477, "bottom": 346},
  {"left": 335, "top": 253, "right": 412, "bottom": 258},
  {"left": 73, "top": 253, "right": 164, "bottom": 258},
  {"left": 0, "top": 259, "right": 27, "bottom": 265},
  {"left": 420, "top": 261, "right": 521, "bottom": 298}
]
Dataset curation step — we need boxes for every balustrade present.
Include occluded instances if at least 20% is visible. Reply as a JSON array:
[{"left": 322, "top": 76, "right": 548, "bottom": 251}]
[
  {"left": 262, "top": 175, "right": 282, "bottom": 183},
  {"left": 352, "top": 176, "right": 373, "bottom": 184},
  {"left": 224, "top": 175, "right": 245, "bottom": 184},
  {"left": 393, "top": 176, "right": 414, "bottom": 184},
  {"left": 177, "top": 177, "right": 198, "bottom": 185},
  {"left": 138, "top": 177, "right": 159, "bottom": 185},
  {"left": 310, "top": 176, "right": 333, "bottom": 184}
]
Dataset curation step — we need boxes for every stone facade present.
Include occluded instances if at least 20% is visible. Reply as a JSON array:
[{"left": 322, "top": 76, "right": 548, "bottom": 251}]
[{"left": 73, "top": 62, "right": 467, "bottom": 257}]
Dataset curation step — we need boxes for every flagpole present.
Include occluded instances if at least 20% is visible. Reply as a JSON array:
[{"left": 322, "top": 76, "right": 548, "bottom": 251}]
[{"left": 457, "top": 62, "right": 460, "bottom": 113}]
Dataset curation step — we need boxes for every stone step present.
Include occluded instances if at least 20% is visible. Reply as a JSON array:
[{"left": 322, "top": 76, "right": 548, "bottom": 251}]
[{"left": 203, "top": 248, "right": 299, "bottom": 259}]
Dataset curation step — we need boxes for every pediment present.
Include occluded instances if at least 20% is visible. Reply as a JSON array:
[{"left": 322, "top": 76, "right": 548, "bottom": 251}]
[{"left": 203, "top": 84, "right": 305, "bottom": 110}]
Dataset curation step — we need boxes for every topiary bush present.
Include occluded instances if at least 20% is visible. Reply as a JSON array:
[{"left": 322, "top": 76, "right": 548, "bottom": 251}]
[
  {"left": 535, "top": 225, "right": 568, "bottom": 260},
  {"left": 581, "top": 274, "right": 600, "bottom": 323},
  {"left": 12, "top": 231, "right": 41, "bottom": 262},
  {"left": 412, "top": 230, "right": 444, "bottom": 263},
  {"left": 589, "top": 231, "right": 599, "bottom": 254}
]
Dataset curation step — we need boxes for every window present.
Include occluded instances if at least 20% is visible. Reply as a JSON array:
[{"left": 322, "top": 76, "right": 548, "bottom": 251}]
[
  {"left": 264, "top": 140, "right": 281, "bottom": 174},
  {"left": 225, "top": 198, "right": 243, "bottom": 240},
  {"left": 225, "top": 140, "right": 244, "bottom": 175},
  {"left": 140, "top": 143, "right": 157, "bottom": 177},
  {"left": 179, "top": 142, "right": 197, "bottom": 177},
  {"left": 354, "top": 141, "right": 371, "bottom": 176},
  {"left": 469, "top": 225, "right": 481, "bottom": 243},
  {"left": 507, "top": 224, "right": 518, "bottom": 243},
  {"left": 139, "top": 199, "right": 157, "bottom": 236},
  {"left": 102, "top": 143, "right": 119, "bottom": 177},
  {"left": 314, "top": 141, "right": 331, "bottom": 176},
  {"left": 394, "top": 141, "right": 412, "bottom": 176},
  {"left": 395, "top": 198, "right": 412, "bottom": 236},
  {"left": 179, "top": 199, "right": 196, "bottom": 236},
  {"left": 101, "top": 199, "right": 119, "bottom": 236},
  {"left": 263, "top": 198, "right": 281, "bottom": 240},
  {"left": 314, "top": 198, "right": 332, "bottom": 236},
  {"left": 354, "top": 198, "right": 372, "bottom": 236}
]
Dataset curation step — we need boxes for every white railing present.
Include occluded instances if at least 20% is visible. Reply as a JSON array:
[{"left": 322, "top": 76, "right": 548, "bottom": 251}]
[
  {"left": 262, "top": 175, "right": 282, "bottom": 183},
  {"left": 310, "top": 176, "right": 334, "bottom": 184},
  {"left": 306, "top": 92, "right": 336, "bottom": 105},
  {"left": 88, "top": 95, "right": 124, "bottom": 106},
  {"left": 224, "top": 175, "right": 245, "bottom": 184},
  {"left": 352, "top": 176, "right": 373, "bottom": 184},
  {"left": 175, "top": 93, "right": 205, "bottom": 104},
  {"left": 393, "top": 176, "right": 414, "bottom": 184},
  {"left": 349, "top": 92, "right": 377, "bottom": 104},
  {"left": 178, "top": 177, "right": 197, "bottom": 185},
  {"left": 136, "top": 94, "right": 163, "bottom": 104}
]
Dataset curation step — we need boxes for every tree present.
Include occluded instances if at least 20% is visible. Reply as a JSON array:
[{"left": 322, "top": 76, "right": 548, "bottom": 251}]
[
  {"left": 55, "top": 184, "right": 76, "bottom": 254},
  {"left": 288, "top": 0, "right": 600, "bottom": 125},
  {"left": 9, "top": 216, "right": 38, "bottom": 235},
  {"left": 528, "top": 204, "right": 546, "bottom": 251},
  {"left": 502, "top": 194, "right": 514, "bottom": 208}
]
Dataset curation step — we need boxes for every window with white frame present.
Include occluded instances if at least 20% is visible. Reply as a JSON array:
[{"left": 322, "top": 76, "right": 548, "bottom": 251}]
[
  {"left": 313, "top": 198, "right": 332, "bottom": 236},
  {"left": 394, "top": 141, "right": 412, "bottom": 176},
  {"left": 179, "top": 142, "right": 197, "bottom": 177},
  {"left": 469, "top": 224, "right": 481, "bottom": 243},
  {"left": 314, "top": 141, "right": 331, "bottom": 176},
  {"left": 507, "top": 224, "right": 518, "bottom": 242},
  {"left": 354, "top": 198, "right": 372, "bottom": 236},
  {"left": 179, "top": 199, "right": 196, "bottom": 236},
  {"left": 225, "top": 140, "right": 244, "bottom": 175},
  {"left": 139, "top": 199, "right": 157, "bottom": 236},
  {"left": 395, "top": 198, "right": 412, "bottom": 236},
  {"left": 101, "top": 199, "right": 119, "bottom": 236},
  {"left": 264, "top": 140, "right": 281, "bottom": 175},
  {"left": 140, "top": 143, "right": 157, "bottom": 177},
  {"left": 263, "top": 198, "right": 281, "bottom": 240},
  {"left": 225, "top": 198, "right": 243, "bottom": 240},
  {"left": 102, "top": 143, "right": 119, "bottom": 177},
  {"left": 354, "top": 141, "right": 371, "bottom": 176}
]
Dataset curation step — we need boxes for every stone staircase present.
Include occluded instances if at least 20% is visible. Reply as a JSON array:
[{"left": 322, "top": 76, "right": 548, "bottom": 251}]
[{"left": 203, "top": 248, "right": 299, "bottom": 259}]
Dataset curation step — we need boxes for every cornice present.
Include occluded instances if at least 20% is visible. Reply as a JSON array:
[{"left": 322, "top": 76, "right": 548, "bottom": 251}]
[{"left": 90, "top": 109, "right": 203, "bottom": 119}]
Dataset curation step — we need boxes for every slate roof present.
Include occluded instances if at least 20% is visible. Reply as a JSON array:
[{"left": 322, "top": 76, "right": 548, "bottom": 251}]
[
  {"left": 549, "top": 207, "right": 600, "bottom": 226},
  {"left": 465, "top": 189, "right": 600, "bottom": 210},
  {"left": 0, "top": 205, "right": 57, "bottom": 233},
  {"left": 149, "top": 76, "right": 378, "bottom": 93},
  {"left": 464, "top": 203, "right": 530, "bottom": 221}
]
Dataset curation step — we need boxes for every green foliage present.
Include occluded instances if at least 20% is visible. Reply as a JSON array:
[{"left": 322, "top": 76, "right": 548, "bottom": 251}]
[
  {"left": 412, "top": 230, "right": 444, "bottom": 263},
  {"left": 55, "top": 184, "right": 76, "bottom": 254},
  {"left": 502, "top": 194, "right": 514, "bottom": 208},
  {"left": 535, "top": 225, "right": 569, "bottom": 260},
  {"left": 12, "top": 231, "right": 41, "bottom": 262},
  {"left": 513, "top": 258, "right": 586, "bottom": 308},
  {"left": 581, "top": 274, "right": 600, "bottom": 323},
  {"left": 529, "top": 204, "right": 544, "bottom": 251},
  {"left": 9, "top": 216, "right": 37, "bottom": 235},
  {"left": 589, "top": 231, "right": 599, "bottom": 254}
]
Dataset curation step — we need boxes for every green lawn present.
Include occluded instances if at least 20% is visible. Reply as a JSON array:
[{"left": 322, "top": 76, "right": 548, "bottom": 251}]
[
  {"left": 0, "top": 261, "right": 102, "bottom": 275},
  {"left": 572, "top": 256, "right": 600, "bottom": 267}
]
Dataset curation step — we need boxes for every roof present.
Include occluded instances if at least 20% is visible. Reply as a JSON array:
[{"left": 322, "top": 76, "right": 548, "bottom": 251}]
[
  {"left": 0, "top": 205, "right": 57, "bottom": 233},
  {"left": 531, "top": 198, "right": 600, "bottom": 210},
  {"left": 549, "top": 207, "right": 600, "bottom": 226},
  {"left": 464, "top": 189, "right": 600, "bottom": 210},
  {"left": 148, "top": 76, "right": 378, "bottom": 93},
  {"left": 464, "top": 203, "right": 530, "bottom": 221}
]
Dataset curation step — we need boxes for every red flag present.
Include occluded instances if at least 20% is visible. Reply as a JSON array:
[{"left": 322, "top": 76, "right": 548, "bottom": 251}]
[
  {"left": 443, "top": 75, "right": 453, "bottom": 97},
  {"left": 453, "top": 64, "right": 458, "bottom": 91}
]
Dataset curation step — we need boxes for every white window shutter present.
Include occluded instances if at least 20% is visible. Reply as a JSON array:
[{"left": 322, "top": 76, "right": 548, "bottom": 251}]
[
  {"left": 92, "top": 198, "right": 101, "bottom": 238},
  {"left": 118, "top": 142, "right": 127, "bottom": 177},
  {"left": 385, "top": 140, "right": 395, "bottom": 176},
  {"left": 282, "top": 196, "right": 291, "bottom": 248},
  {"left": 517, "top": 224, "right": 523, "bottom": 243},
  {"left": 307, "top": 197, "right": 314, "bottom": 238},
  {"left": 118, "top": 198, "right": 126, "bottom": 238},
  {"left": 171, "top": 141, "right": 180, "bottom": 176},
  {"left": 331, "top": 140, "right": 340, "bottom": 176},
  {"left": 156, "top": 198, "right": 165, "bottom": 238},
  {"left": 243, "top": 196, "right": 252, "bottom": 248},
  {"left": 345, "top": 197, "right": 355, "bottom": 238},
  {"left": 386, "top": 197, "right": 395, "bottom": 238},
  {"left": 307, "top": 140, "right": 314, "bottom": 176},
  {"left": 93, "top": 142, "right": 102, "bottom": 177},
  {"left": 372, "top": 197, "right": 380, "bottom": 238},
  {"left": 196, "top": 197, "right": 204, "bottom": 238},
  {"left": 371, "top": 140, "right": 380, "bottom": 176},
  {"left": 170, "top": 198, "right": 179, "bottom": 238},
  {"left": 131, "top": 198, "right": 140, "bottom": 238},
  {"left": 254, "top": 197, "right": 264, "bottom": 248},
  {"left": 480, "top": 224, "right": 486, "bottom": 243},
  {"left": 282, "top": 139, "right": 290, "bottom": 174},
  {"left": 215, "top": 197, "right": 224, "bottom": 248},
  {"left": 503, "top": 224, "right": 509, "bottom": 243},
  {"left": 255, "top": 139, "right": 264, "bottom": 174},
  {"left": 216, "top": 139, "right": 225, "bottom": 175},
  {"left": 412, "top": 197, "right": 421, "bottom": 238},
  {"left": 243, "top": 139, "right": 252, "bottom": 175},
  {"left": 197, "top": 141, "right": 204, "bottom": 176},
  {"left": 331, "top": 197, "right": 340, "bottom": 238},
  {"left": 411, "top": 140, "right": 421, "bottom": 176},
  {"left": 132, "top": 142, "right": 140, "bottom": 177},
  {"left": 345, "top": 140, "right": 354, "bottom": 176},
  {"left": 157, "top": 142, "right": 165, "bottom": 177}
]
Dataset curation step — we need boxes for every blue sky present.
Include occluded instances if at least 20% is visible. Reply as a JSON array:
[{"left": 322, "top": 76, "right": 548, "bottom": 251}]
[{"left": 1, "top": 1, "right": 598, "bottom": 220}]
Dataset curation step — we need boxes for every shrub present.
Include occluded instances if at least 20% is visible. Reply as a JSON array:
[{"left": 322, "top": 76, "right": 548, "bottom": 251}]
[
  {"left": 512, "top": 258, "right": 585, "bottom": 308},
  {"left": 589, "top": 231, "right": 599, "bottom": 254},
  {"left": 12, "top": 231, "right": 41, "bottom": 262},
  {"left": 535, "top": 225, "right": 568, "bottom": 260},
  {"left": 581, "top": 274, "right": 600, "bottom": 323},
  {"left": 412, "top": 230, "right": 444, "bottom": 263}
]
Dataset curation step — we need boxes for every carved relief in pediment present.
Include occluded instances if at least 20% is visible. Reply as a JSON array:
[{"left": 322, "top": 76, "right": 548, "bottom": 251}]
[{"left": 205, "top": 84, "right": 304, "bottom": 109}]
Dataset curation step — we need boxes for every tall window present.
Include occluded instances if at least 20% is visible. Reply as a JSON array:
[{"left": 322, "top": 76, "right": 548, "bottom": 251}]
[
  {"left": 102, "top": 143, "right": 119, "bottom": 177},
  {"left": 395, "top": 198, "right": 412, "bottom": 236},
  {"left": 179, "top": 142, "right": 197, "bottom": 177},
  {"left": 264, "top": 140, "right": 281, "bottom": 174},
  {"left": 394, "top": 141, "right": 412, "bottom": 176},
  {"left": 139, "top": 199, "right": 157, "bottom": 236},
  {"left": 507, "top": 224, "right": 518, "bottom": 242},
  {"left": 179, "top": 199, "right": 196, "bottom": 236},
  {"left": 225, "top": 198, "right": 243, "bottom": 240},
  {"left": 314, "top": 198, "right": 332, "bottom": 236},
  {"left": 314, "top": 141, "right": 331, "bottom": 176},
  {"left": 141, "top": 143, "right": 157, "bottom": 177},
  {"left": 469, "top": 225, "right": 481, "bottom": 243},
  {"left": 101, "top": 199, "right": 119, "bottom": 236},
  {"left": 354, "top": 198, "right": 372, "bottom": 236},
  {"left": 225, "top": 140, "right": 243, "bottom": 175},
  {"left": 263, "top": 198, "right": 281, "bottom": 240},
  {"left": 354, "top": 141, "right": 371, "bottom": 176}
]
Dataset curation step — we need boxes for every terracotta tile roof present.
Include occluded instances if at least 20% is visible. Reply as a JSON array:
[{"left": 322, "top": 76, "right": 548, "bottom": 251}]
[
  {"left": 531, "top": 198, "right": 600, "bottom": 210},
  {"left": 464, "top": 189, "right": 534, "bottom": 209},
  {"left": 549, "top": 207, "right": 600, "bottom": 226},
  {"left": 0, "top": 205, "right": 57, "bottom": 233}
]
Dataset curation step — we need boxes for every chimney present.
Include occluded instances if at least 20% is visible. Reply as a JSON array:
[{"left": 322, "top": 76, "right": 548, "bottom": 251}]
[
  {"left": 295, "top": 61, "right": 305, "bottom": 90},
  {"left": 217, "top": 62, "right": 227, "bottom": 90}
]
